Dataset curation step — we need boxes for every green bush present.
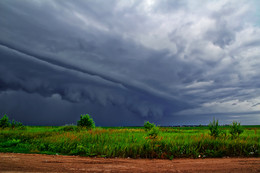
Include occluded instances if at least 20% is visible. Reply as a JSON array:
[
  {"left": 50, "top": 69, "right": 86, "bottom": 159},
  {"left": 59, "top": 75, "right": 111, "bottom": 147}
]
[
  {"left": 77, "top": 114, "right": 95, "bottom": 129},
  {"left": 144, "top": 121, "right": 160, "bottom": 139},
  {"left": 147, "top": 126, "right": 160, "bottom": 139},
  {"left": 11, "top": 120, "right": 23, "bottom": 129},
  {"left": 144, "top": 121, "right": 155, "bottom": 131},
  {"left": 0, "top": 115, "right": 24, "bottom": 129},
  {"left": 208, "top": 118, "right": 221, "bottom": 138},
  {"left": 230, "top": 121, "right": 243, "bottom": 138},
  {"left": 0, "top": 115, "right": 10, "bottom": 128}
]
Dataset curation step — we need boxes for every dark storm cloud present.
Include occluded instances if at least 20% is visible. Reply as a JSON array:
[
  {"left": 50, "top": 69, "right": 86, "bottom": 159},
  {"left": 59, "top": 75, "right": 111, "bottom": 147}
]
[
  {"left": 0, "top": 44, "right": 185, "bottom": 119},
  {"left": 0, "top": 0, "right": 260, "bottom": 125}
]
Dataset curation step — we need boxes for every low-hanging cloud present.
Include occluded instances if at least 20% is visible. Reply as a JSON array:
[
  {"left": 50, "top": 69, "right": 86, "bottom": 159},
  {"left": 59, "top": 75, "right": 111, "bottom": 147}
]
[{"left": 0, "top": 0, "right": 260, "bottom": 125}]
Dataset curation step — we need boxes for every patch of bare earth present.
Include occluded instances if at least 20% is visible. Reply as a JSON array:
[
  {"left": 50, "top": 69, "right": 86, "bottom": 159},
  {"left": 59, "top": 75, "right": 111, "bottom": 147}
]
[{"left": 0, "top": 153, "right": 259, "bottom": 173}]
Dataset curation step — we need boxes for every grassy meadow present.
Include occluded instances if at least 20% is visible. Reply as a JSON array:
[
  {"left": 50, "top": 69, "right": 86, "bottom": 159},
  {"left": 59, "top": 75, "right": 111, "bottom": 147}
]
[{"left": 0, "top": 125, "right": 259, "bottom": 159}]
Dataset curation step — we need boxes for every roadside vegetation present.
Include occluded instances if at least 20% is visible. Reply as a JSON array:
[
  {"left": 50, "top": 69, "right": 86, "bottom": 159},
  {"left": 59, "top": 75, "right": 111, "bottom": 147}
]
[
  {"left": 0, "top": 114, "right": 24, "bottom": 129},
  {"left": 0, "top": 115, "right": 259, "bottom": 159}
]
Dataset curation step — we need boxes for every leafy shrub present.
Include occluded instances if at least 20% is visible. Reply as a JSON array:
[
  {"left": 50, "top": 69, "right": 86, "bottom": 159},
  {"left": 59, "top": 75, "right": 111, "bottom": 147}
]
[
  {"left": 230, "top": 121, "right": 243, "bottom": 138},
  {"left": 0, "top": 139, "right": 21, "bottom": 147},
  {"left": 208, "top": 118, "right": 221, "bottom": 138},
  {"left": 0, "top": 115, "right": 10, "bottom": 128},
  {"left": 0, "top": 115, "right": 24, "bottom": 129},
  {"left": 147, "top": 126, "right": 160, "bottom": 139},
  {"left": 77, "top": 114, "right": 95, "bottom": 129},
  {"left": 11, "top": 119, "right": 23, "bottom": 129},
  {"left": 144, "top": 121, "right": 155, "bottom": 131}
]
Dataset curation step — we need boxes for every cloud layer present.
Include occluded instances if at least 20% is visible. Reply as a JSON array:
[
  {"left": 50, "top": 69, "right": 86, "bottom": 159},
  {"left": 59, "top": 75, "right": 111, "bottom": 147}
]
[{"left": 0, "top": 0, "right": 260, "bottom": 125}]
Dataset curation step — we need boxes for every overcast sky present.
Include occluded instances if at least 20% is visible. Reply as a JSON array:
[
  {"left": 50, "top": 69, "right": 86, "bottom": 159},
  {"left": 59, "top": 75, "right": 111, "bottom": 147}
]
[{"left": 0, "top": 0, "right": 260, "bottom": 126}]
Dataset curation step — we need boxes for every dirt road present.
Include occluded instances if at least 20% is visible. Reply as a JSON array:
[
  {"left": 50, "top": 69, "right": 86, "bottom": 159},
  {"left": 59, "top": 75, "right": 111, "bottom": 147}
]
[{"left": 0, "top": 153, "right": 259, "bottom": 172}]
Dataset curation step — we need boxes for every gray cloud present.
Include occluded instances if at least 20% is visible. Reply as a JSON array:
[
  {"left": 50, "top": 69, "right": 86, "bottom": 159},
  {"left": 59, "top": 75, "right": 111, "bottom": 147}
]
[{"left": 0, "top": 0, "right": 260, "bottom": 125}]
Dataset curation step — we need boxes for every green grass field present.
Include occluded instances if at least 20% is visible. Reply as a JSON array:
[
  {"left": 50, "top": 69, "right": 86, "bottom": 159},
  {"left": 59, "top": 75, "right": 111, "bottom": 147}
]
[{"left": 0, "top": 126, "right": 259, "bottom": 159}]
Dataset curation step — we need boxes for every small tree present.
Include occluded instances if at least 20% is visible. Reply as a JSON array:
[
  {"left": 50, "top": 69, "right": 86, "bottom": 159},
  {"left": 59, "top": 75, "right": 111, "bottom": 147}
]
[
  {"left": 208, "top": 118, "right": 221, "bottom": 138},
  {"left": 230, "top": 121, "right": 243, "bottom": 138},
  {"left": 0, "top": 114, "right": 10, "bottom": 128},
  {"left": 144, "top": 121, "right": 155, "bottom": 131},
  {"left": 147, "top": 126, "right": 160, "bottom": 139},
  {"left": 77, "top": 114, "right": 95, "bottom": 129}
]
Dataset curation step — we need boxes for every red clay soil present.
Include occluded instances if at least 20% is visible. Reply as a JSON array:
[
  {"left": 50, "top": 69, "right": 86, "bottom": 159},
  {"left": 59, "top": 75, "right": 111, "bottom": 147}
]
[{"left": 0, "top": 153, "right": 259, "bottom": 173}]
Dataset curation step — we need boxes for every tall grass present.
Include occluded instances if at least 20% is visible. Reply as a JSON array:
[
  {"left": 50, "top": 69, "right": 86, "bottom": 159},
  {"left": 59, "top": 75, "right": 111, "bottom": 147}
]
[{"left": 0, "top": 126, "right": 259, "bottom": 159}]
